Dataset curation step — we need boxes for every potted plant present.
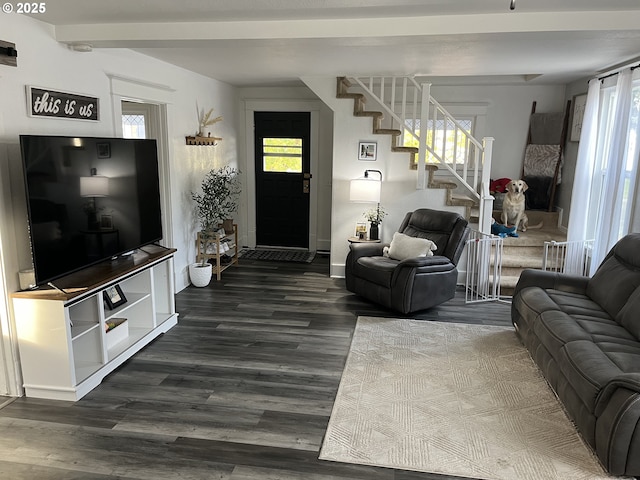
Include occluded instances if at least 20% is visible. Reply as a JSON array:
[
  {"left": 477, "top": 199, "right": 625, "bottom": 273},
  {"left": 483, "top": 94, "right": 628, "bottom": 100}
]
[
  {"left": 189, "top": 166, "right": 241, "bottom": 287},
  {"left": 363, "top": 204, "right": 387, "bottom": 241}
]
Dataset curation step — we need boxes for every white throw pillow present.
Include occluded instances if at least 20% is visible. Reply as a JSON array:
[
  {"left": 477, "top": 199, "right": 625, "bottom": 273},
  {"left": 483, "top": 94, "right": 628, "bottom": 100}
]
[{"left": 384, "top": 232, "right": 437, "bottom": 261}]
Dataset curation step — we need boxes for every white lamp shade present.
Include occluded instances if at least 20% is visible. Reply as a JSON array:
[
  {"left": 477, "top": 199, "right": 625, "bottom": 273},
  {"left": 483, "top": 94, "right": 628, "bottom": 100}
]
[
  {"left": 350, "top": 178, "right": 381, "bottom": 203},
  {"left": 80, "top": 176, "right": 109, "bottom": 197}
]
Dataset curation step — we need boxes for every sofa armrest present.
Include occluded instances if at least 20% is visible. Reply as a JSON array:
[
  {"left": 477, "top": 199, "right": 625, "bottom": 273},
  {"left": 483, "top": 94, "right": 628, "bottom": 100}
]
[
  {"left": 513, "top": 268, "right": 590, "bottom": 298},
  {"left": 348, "top": 242, "right": 387, "bottom": 260},
  {"left": 594, "top": 373, "right": 640, "bottom": 475},
  {"left": 595, "top": 373, "right": 640, "bottom": 416},
  {"left": 398, "top": 255, "right": 452, "bottom": 268}
]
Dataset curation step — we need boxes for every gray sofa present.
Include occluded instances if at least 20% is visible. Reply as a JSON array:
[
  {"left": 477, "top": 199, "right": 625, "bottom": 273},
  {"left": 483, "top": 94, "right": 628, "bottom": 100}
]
[
  {"left": 345, "top": 208, "right": 469, "bottom": 314},
  {"left": 512, "top": 233, "right": 640, "bottom": 476}
]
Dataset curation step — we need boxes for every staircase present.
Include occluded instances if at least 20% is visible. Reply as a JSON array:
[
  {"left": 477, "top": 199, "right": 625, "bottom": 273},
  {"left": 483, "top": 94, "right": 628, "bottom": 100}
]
[
  {"left": 496, "top": 210, "right": 567, "bottom": 296},
  {"left": 336, "top": 76, "right": 568, "bottom": 300},
  {"left": 336, "top": 76, "right": 494, "bottom": 233}
]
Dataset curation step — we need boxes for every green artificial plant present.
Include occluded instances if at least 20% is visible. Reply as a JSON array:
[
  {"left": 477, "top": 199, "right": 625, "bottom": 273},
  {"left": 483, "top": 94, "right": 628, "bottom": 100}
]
[{"left": 192, "top": 166, "right": 241, "bottom": 234}]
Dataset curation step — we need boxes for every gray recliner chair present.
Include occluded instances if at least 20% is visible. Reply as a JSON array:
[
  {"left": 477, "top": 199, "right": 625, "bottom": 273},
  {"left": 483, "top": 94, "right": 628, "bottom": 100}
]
[{"left": 345, "top": 208, "right": 469, "bottom": 314}]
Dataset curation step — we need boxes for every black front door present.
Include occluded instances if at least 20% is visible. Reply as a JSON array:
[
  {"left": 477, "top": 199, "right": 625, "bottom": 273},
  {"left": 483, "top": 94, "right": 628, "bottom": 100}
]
[{"left": 254, "top": 112, "right": 311, "bottom": 248}]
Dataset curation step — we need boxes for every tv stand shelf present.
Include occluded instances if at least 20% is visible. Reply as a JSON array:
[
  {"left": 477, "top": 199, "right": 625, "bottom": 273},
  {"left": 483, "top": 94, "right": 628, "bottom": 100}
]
[{"left": 12, "top": 245, "right": 178, "bottom": 401}]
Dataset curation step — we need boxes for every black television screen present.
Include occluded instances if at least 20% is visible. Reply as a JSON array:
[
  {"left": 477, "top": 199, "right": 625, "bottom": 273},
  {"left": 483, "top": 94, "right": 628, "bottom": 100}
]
[{"left": 20, "top": 135, "right": 163, "bottom": 286}]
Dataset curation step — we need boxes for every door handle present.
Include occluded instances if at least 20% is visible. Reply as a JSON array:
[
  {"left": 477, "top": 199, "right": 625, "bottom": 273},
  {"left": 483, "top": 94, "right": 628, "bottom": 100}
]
[{"left": 303, "top": 172, "right": 312, "bottom": 193}]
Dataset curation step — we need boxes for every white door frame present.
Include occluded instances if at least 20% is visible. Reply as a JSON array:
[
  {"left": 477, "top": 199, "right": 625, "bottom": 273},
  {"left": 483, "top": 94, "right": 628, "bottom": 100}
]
[
  {"left": 243, "top": 100, "right": 321, "bottom": 250},
  {"left": 0, "top": 164, "right": 22, "bottom": 396},
  {"left": 109, "top": 75, "right": 175, "bottom": 252}
]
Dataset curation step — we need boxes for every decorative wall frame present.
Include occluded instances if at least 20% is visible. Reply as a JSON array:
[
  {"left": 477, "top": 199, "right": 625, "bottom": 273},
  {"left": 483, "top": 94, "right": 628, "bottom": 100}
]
[
  {"left": 358, "top": 141, "right": 377, "bottom": 161},
  {"left": 96, "top": 142, "right": 111, "bottom": 158},
  {"left": 570, "top": 93, "right": 587, "bottom": 142}
]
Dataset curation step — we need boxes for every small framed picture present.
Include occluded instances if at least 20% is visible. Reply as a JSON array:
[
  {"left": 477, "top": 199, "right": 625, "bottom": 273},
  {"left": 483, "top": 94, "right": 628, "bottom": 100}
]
[
  {"left": 97, "top": 142, "right": 111, "bottom": 158},
  {"left": 355, "top": 222, "right": 367, "bottom": 238},
  {"left": 358, "top": 141, "right": 377, "bottom": 161},
  {"left": 103, "top": 284, "right": 127, "bottom": 310},
  {"left": 100, "top": 214, "right": 113, "bottom": 230}
]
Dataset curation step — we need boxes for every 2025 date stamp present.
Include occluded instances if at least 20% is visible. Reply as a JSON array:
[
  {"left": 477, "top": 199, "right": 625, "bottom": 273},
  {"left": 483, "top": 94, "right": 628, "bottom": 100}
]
[{"left": 2, "top": 2, "right": 47, "bottom": 14}]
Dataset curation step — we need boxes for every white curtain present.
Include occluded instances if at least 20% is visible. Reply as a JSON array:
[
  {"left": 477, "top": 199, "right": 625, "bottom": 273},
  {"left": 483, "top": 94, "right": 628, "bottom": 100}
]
[
  {"left": 567, "top": 79, "right": 601, "bottom": 244},
  {"left": 565, "top": 79, "right": 600, "bottom": 275},
  {"left": 591, "top": 69, "right": 635, "bottom": 273},
  {"left": 567, "top": 68, "right": 640, "bottom": 275}
]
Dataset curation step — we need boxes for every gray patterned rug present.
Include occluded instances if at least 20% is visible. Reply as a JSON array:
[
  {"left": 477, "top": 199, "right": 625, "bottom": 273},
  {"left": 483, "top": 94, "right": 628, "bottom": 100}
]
[
  {"left": 320, "top": 317, "right": 617, "bottom": 480},
  {"left": 238, "top": 248, "right": 315, "bottom": 263}
]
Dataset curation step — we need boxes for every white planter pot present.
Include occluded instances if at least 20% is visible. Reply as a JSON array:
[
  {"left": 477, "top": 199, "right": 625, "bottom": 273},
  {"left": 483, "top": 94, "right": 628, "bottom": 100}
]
[{"left": 189, "top": 263, "right": 212, "bottom": 287}]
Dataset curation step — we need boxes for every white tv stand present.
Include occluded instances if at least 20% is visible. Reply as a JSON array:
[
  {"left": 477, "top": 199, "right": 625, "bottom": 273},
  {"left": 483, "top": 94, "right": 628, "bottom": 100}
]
[{"left": 12, "top": 245, "right": 178, "bottom": 401}]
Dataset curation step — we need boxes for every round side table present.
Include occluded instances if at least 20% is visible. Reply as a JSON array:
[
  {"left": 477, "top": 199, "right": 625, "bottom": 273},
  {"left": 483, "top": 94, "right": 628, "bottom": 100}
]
[{"left": 348, "top": 237, "right": 381, "bottom": 244}]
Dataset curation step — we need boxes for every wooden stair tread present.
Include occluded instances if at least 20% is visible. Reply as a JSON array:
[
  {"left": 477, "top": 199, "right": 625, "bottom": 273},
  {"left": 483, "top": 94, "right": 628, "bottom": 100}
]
[
  {"left": 375, "top": 128, "right": 402, "bottom": 136},
  {"left": 501, "top": 254, "right": 543, "bottom": 269},
  {"left": 354, "top": 110, "right": 383, "bottom": 118},
  {"left": 337, "top": 93, "right": 365, "bottom": 101},
  {"left": 393, "top": 146, "right": 419, "bottom": 153},
  {"left": 429, "top": 179, "right": 457, "bottom": 189}
]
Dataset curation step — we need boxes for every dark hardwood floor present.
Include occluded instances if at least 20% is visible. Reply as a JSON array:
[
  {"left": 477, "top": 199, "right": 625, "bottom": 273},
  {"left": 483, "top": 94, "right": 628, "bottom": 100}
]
[{"left": 0, "top": 254, "right": 512, "bottom": 479}]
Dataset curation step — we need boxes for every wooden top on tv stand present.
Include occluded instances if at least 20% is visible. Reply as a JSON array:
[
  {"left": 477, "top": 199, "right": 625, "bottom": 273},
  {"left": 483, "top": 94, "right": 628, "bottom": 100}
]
[{"left": 12, "top": 245, "right": 176, "bottom": 302}]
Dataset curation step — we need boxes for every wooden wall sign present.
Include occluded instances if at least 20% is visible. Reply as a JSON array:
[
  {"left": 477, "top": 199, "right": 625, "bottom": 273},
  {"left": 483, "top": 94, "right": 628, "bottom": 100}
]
[{"left": 26, "top": 86, "right": 99, "bottom": 121}]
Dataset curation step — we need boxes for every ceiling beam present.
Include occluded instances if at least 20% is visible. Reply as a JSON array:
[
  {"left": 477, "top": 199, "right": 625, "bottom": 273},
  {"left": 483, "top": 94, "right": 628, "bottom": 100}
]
[{"left": 54, "top": 11, "right": 640, "bottom": 46}]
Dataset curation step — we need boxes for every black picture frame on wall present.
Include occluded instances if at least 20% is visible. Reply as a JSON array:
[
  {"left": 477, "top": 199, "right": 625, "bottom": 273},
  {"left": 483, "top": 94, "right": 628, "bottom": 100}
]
[
  {"left": 358, "top": 141, "right": 377, "bottom": 161},
  {"left": 103, "top": 284, "right": 127, "bottom": 310}
]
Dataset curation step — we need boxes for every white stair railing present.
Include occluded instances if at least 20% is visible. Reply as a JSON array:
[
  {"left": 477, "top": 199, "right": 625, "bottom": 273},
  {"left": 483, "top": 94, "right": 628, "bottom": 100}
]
[{"left": 349, "top": 76, "right": 494, "bottom": 233}]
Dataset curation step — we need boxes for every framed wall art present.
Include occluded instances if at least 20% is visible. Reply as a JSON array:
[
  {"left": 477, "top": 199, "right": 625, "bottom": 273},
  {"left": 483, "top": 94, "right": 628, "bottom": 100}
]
[{"left": 358, "top": 141, "right": 377, "bottom": 161}]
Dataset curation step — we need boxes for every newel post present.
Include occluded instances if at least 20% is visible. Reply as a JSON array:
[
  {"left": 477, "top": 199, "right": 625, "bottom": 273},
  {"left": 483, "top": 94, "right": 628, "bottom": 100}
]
[
  {"left": 479, "top": 137, "right": 495, "bottom": 235},
  {"left": 416, "top": 83, "right": 431, "bottom": 190}
]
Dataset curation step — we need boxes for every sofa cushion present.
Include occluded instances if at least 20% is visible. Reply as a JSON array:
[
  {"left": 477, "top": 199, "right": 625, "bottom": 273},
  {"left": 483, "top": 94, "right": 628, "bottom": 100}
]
[
  {"left": 587, "top": 236, "right": 640, "bottom": 319},
  {"left": 534, "top": 310, "right": 593, "bottom": 353},
  {"left": 354, "top": 256, "right": 398, "bottom": 288},
  {"left": 385, "top": 232, "right": 437, "bottom": 261},
  {"left": 547, "top": 290, "right": 612, "bottom": 320},
  {"left": 616, "top": 285, "right": 640, "bottom": 341}
]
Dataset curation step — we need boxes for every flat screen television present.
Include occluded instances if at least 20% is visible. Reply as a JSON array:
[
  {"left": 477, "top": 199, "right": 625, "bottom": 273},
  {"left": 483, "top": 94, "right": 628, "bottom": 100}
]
[{"left": 20, "top": 135, "right": 163, "bottom": 286}]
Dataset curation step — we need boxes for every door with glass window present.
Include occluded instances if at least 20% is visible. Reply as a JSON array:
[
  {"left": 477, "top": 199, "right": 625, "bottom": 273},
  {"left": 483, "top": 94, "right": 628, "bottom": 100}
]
[{"left": 254, "top": 112, "right": 311, "bottom": 248}]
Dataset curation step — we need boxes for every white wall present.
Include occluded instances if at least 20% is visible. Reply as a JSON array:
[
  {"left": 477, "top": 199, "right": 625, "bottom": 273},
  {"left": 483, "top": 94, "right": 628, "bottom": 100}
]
[
  {"left": 430, "top": 84, "right": 567, "bottom": 181},
  {"left": 0, "top": 15, "right": 240, "bottom": 393},
  {"left": 302, "top": 77, "right": 567, "bottom": 277}
]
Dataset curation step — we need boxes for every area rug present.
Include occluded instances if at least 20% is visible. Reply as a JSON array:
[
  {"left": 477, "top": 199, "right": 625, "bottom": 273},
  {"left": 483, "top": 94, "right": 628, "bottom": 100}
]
[
  {"left": 319, "top": 317, "right": 619, "bottom": 480},
  {"left": 238, "top": 248, "right": 315, "bottom": 263}
]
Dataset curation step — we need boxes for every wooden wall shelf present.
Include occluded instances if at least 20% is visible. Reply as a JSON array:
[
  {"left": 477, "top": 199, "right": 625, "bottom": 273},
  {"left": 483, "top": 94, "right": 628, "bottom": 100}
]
[{"left": 186, "top": 136, "right": 222, "bottom": 146}]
